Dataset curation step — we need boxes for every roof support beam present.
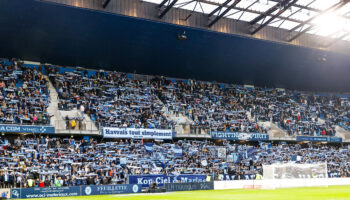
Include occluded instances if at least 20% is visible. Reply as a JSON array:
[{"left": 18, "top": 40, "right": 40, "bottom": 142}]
[
  {"left": 269, "top": 0, "right": 319, "bottom": 12},
  {"left": 208, "top": 0, "right": 241, "bottom": 27},
  {"left": 200, "top": 0, "right": 304, "bottom": 24},
  {"left": 102, "top": 0, "right": 111, "bottom": 8},
  {"left": 288, "top": 25, "right": 313, "bottom": 42},
  {"left": 249, "top": 0, "right": 292, "bottom": 25},
  {"left": 288, "top": 0, "right": 350, "bottom": 42},
  {"left": 277, "top": 0, "right": 317, "bottom": 28},
  {"left": 250, "top": 0, "right": 297, "bottom": 34},
  {"left": 271, "top": 0, "right": 349, "bottom": 19},
  {"left": 158, "top": 0, "right": 169, "bottom": 8},
  {"left": 207, "top": 0, "right": 232, "bottom": 18},
  {"left": 199, "top": 0, "right": 350, "bottom": 22},
  {"left": 159, "top": 0, "right": 179, "bottom": 18},
  {"left": 289, "top": 1, "right": 347, "bottom": 33}
]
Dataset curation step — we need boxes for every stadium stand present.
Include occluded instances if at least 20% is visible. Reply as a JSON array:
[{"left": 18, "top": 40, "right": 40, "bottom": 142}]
[
  {"left": 0, "top": 58, "right": 350, "bottom": 189},
  {"left": 4, "top": 0, "right": 350, "bottom": 198},
  {"left": 45, "top": 62, "right": 350, "bottom": 138},
  {"left": 47, "top": 66, "right": 172, "bottom": 130},
  {"left": 0, "top": 59, "right": 50, "bottom": 126},
  {"left": 0, "top": 136, "right": 349, "bottom": 188},
  {"left": 1, "top": 58, "right": 349, "bottom": 138},
  {"left": 154, "top": 77, "right": 266, "bottom": 134}
]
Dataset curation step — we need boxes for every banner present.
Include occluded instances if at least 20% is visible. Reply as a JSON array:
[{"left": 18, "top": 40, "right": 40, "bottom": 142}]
[
  {"left": 102, "top": 127, "right": 173, "bottom": 139},
  {"left": 263, "top": 163, "right": 328, "bottom": 179},
  {"left": 11, "top": 186, "right": 81, "bottom": 199},
  {"left": 81, "top": 184, "right": 141, "bottom": 196},
  {"left": 11, "top": 184, "right": 142, "bottom": 199},
  {"left": 165, "top": 182, "right": 214, "bottom": 192},
  {"left": 221, "top": 174, "right": 256, "bottom": 181},
  {"left": 211, "top": 132, "right": 269, "bottom": 141},
  {"left": 296, "top": 136, "right": 342, "bottom": 143},
  {"left": 0, "top": 124, "right": 55, "bottom": 134},
  {"left": 129, "top": 174, "right": 207, "bottom": 187},
  {"left": 328, "top": 172, "right": 340, "bottom": 178}
]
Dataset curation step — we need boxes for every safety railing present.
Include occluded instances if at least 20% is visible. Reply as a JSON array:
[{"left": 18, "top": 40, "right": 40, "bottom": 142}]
[{"left": 53, "top": 120, "right": 100, "bottom": 135}]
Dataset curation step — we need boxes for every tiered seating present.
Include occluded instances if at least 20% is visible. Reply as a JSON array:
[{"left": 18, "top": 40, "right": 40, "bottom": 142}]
[
  {"left": 311, "top": 95, "right": 350, "bottom": 133},
  {"left": 0, "top": 137, "right": 349, "bottom": 188},
  {"left": 47, "top": 67, "right": 172, "bottom": 129},
  {"left": 155, "top": 78, "right": 266, "bottom": 133},
  {"left": 248, "top": 89, "right": 336, "bottom": 136},
  {"left": 0, "top": 59, "right": 50, "bottom": 125},
  {"left": 46, "top": 63, "right": 350, "bottom": 137}
]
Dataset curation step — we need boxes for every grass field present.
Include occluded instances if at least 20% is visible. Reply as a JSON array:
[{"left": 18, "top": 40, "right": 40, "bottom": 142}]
[{"left": 16, "top": 185, "right": 350, "bottom": 200}]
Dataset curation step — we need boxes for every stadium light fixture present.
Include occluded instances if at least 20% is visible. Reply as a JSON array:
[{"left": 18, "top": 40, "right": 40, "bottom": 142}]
[{"left": 177, "top": 31, "right": 187, "bottom": 41}]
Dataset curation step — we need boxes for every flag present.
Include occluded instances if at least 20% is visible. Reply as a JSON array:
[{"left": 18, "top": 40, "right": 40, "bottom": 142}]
[
  {"left": 83, "top": 136, "right": 90, "bottom": 141},
  {"left": 291, "top": 155, "right": 301, "bottom": 162},
  {"left": 227, "top": 155, "right": 234, "bottom": 163},
  {"left": 144, "top": 143, "right": 153, "bottom": 153},
  {"left": 266, "top": 143, "right": 272, "bottom": 150},
  {"left": 172, "top": 146, "right": 183, "bottom": 157},
  {"left": 233, "top": 153, "right": 238, "bottom": 163},
  {"left": 235, "top": 154, "right": 243, "bottom": 164},
  {"left": 246, "top": 147, "right": 256, "bottom": 158},
  {"left": 120, "top": 157, "right": 126, "bottom": 165}
]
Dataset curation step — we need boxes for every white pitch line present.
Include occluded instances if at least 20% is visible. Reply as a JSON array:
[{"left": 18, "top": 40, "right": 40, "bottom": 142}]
[{"left": 113, "top": 192, "right": 172, "bottom": 197}]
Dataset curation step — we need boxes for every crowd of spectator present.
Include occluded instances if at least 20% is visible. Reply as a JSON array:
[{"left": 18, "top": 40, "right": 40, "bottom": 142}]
[
  {"left": 1, "top": 57, "right": 350, "bottom": 138},
  {"left": 47, "top": 67, "right": 172, "bottom": 129},
  {"left": 154, "top": 77, "right": 266, "bottom": 133},
  {"left": 153, "top": 76, "right": 348, "bottom": 137},
  {"left": 0, "top": 136, "right": 349, "bottom": 188},
  {"left": 0, "top": 59, "right": 50, "bottom": 125},
  {"left": 246, "top": 88, "right": 337, "bottom": 136},
  {"left": 44, "top": 62, "right": 350, "bottom": 137}
]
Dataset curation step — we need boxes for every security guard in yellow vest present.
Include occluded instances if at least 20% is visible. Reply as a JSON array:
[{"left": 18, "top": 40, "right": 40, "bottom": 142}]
[
  {"left": 255, "top": 173, "right": 263, "bottom": 180},
  {"left": 206, "top": 174, "right": 211, "bottom": 182},
  {"left": 27, "top": 179, "right": 34, "bottom": 187}
]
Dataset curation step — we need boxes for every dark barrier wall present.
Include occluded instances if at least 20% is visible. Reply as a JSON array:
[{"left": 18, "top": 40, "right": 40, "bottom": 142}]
[
  {"left": 165, "top": 182, "right": 214, "bottom": 192},
  {"left": 1, "top": 0, "right": 350, "bottom": 91},
  {"left": 10, "top": 185, "right": 142, "bottom": 199}
]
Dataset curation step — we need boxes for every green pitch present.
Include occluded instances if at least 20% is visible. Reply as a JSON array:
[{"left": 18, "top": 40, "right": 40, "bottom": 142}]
[{"left": 16, "top": 185, "right": 350, "bottom": 200}]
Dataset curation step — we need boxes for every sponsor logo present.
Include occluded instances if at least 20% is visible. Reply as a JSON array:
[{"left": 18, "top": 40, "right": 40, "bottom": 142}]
[
  {"left": 12, "top": 189, "right": 19, "bottom": 198},
  {"left": 132, "top": 185, "right": 139, "bottom": 193},
  {"left": 84, "top": 186, "right": 92, "bottom": 195},
  {"left": 39, "top": 127, "right": 47, "bottom": 133}
]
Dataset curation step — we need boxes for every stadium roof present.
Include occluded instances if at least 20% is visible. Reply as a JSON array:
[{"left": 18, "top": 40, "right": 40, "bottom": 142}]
[{"left": 143, "top": 0, "right": 350, "bottom": 44}]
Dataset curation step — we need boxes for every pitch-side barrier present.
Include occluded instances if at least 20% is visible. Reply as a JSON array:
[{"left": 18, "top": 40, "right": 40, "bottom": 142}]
[{"left": 214, "top": 178, "right": 350, "bottom": 190}]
